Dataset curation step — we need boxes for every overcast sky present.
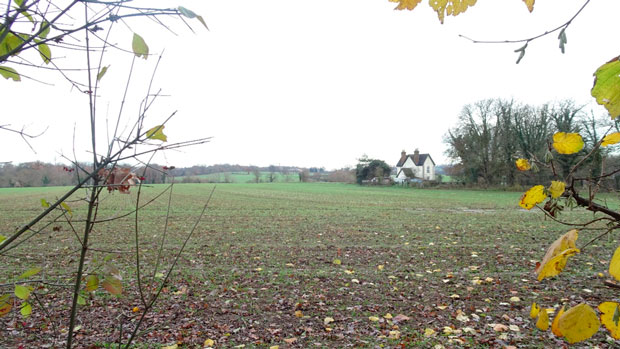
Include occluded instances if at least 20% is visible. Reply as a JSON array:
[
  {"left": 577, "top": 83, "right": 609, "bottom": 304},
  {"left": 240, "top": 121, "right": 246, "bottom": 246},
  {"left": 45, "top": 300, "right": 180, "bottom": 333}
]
[{"left": 2, "top": 0, "right": 619, "bottom": 169}]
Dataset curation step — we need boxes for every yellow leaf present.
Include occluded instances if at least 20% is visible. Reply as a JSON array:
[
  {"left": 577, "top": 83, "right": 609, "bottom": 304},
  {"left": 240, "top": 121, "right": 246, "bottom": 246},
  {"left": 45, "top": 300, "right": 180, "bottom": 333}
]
[
  {"left": 324, "top": 317, "right": 334, "bottom": 325},
  {"left": 591, "top": 56, "right": 620, "bottom": 119},
  {"left": 162, "top": 345, "right": 178, "bottom": 349},
  {"left": 557, "top": 303, "right": 600, "bottom": 344},
  {"left": 332, "top": 259, "right": 341, "bottom": 265},
  {"left": 132, "top": 306, "right": 139, "bottom": 313},
  {"left": 552, "top": 132, "right": 584, "bottom": 154},
  {"left": 548, "top": 181, "right": 566, "bottom": 199},
  {"left": 515, "top": 158, "right": 531, "bottom": 171},
  {"left": 552, "top": 306, "right": 565, "bottom": 336},
  {"left": 536, "top": 248, "right": 579, "bottom": 281},
  {"left": 388, "top": 330, "right": 400, "bottom": 339},
  {"left": 519, "top": 185, "right": 546, "bottom": 210},
  {"left": 389, "top": 0, "right": 423, "bottom": 10},
  {"left": 424, "top": 328, "right": 436, "bottom": 337},
  {"left": 609, "top": 245, "right": 620, "bottom": 281},
  {"left": 535, "top": 229, "right": 579, "bottom": 280},
  {"left": 530, "top": 302, "right": 540, "bottom": 319},
  {"left": 536, "top": 308, "right": 549, "bottom": 331},
  {"left": 146, "top": 125, "right": 167, "bottom": 142},
  {"left": 204, "top": 339, "right": 216, "bottom": 347},
  {"left": 294, "top": 310, "right": 303, "bottom": 318},
  {"left": 598, "top": 302, "right": 620, "bottom": 339},
  {"left": 368, "top": 316, "right": 379, "bottom": 322},
  {"left": 61, "top": 202, "right": 72, "bottom": 216},
  {"left": 602, "top": 132, "right": 620, "bottom": 147},
  {"left": 522, "top": 0, "right": 534, "bottom": 12},
  {"left": 429, "top": 0, "right": 477, "bottom": 24}
]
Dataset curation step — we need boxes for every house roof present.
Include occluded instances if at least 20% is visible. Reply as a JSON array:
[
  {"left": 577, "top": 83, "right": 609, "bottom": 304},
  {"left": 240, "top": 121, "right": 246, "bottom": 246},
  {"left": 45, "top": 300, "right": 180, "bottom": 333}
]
[
  {"left": 396, "top": 153, "right": 435, "bottom": 167},
  {"left": 400, "top": 168, "right": 415, "bottom": 178}
]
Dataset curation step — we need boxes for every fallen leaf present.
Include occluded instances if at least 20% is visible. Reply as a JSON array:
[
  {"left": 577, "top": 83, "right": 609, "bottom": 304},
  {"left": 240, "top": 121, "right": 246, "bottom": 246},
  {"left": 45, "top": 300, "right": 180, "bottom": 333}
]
[
  {"left": 456, "top": 313, "right": 469, "bottom": 322},
  {"left": 392, "top": 314, "right": 410, "bottom": 323},
  {"left": 492, "top": 324, "right": 508, "bottom": 332},
  {"left": 424, "top": 328, "right": 436, "bottom": 337}
]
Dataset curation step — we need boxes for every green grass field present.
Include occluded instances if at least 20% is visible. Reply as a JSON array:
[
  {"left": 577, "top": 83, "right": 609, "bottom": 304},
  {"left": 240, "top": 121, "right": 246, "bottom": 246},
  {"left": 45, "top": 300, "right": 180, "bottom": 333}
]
[
  {"left": 1, "top": 183, "right": 619, "bottom": 347},
  {"left": 178, "top": 171, "right": 300, "bottom": 183}
]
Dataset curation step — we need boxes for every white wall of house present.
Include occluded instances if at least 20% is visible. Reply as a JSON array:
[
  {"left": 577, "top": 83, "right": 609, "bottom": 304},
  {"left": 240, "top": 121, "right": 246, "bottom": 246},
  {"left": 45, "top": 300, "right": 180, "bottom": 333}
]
[
  {"left": 421, "top": 157, "right": 435, "bottom": 180},
  {"left": 396, "top": 155, "right": 435, "bottom": 181}
]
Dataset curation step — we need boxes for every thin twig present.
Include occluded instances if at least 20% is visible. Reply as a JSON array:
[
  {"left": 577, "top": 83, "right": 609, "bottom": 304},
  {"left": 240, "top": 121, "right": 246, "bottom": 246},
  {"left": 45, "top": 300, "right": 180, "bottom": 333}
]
[{"left": 123, "top": 186, "right": 216, "bottom": 348}]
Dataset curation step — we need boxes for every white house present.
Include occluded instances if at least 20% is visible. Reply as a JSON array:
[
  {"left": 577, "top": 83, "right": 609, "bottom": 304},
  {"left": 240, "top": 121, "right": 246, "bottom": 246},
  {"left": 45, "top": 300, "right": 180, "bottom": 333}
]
[{"left": 395, "top": 149, "right": 436, "bottom": 181}]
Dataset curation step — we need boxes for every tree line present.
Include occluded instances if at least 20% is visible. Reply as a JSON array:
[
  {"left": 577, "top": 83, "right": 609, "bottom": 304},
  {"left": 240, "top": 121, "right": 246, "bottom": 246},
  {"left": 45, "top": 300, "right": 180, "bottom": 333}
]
[
  {"left": 0, "top": 162, "right": 356, "bottom": 187},
  {"left": 444, "top": 99, "right": 620, "bottom": 187}
]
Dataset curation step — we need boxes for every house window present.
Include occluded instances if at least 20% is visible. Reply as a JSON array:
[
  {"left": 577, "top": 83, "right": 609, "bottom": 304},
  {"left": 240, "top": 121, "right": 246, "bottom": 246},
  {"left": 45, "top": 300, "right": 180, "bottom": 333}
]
[{"left": 427, "top": 166, "right": 430, "bottom": 173}]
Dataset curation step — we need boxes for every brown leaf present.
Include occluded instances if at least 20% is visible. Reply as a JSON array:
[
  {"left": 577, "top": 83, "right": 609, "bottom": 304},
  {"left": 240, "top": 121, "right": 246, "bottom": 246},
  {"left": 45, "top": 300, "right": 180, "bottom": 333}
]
[
  {"left": 98, "top": 167, "right": 141, "bottom": 194},
  {"left": 392, "top": 314, "right": 410, "bottom": 323}
]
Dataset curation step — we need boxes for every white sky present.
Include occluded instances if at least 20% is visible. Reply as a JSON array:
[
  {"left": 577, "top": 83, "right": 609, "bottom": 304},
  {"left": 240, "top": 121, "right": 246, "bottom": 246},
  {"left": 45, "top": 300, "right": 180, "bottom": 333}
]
[{"left": 2, "top": 0, "right": 619, "bottom": 170}]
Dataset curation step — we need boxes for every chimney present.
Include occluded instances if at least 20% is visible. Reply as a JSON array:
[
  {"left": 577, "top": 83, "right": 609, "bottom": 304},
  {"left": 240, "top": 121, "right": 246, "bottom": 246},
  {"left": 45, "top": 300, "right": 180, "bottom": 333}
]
[
  {"left": 399, "top": 150, "right": 406, "bottom": 165},
  {"left": 413, "top": 149, "right": 420, "bottom": 164}
]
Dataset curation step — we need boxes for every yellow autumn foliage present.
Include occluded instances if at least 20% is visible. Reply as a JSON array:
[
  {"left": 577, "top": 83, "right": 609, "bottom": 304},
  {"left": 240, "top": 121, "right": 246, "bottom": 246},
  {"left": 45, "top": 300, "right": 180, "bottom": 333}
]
[
  {"left": 428, "top": 0, "right": 477, "bottom": 23},
  {"left": 389, "top": 0, "right": 422, "bottom": 10},
  {"left": 535, "top": 230, "right": 579, "bottom": 281},
  {"left": 536, "top": 308, "right": 549, "bottom": 331},
  {"left": 515, "top": 158, "right": 531, "bottom": 171},
  {"left": 552, "top": 132, "right": 584, "bottom": 154},
  {"left": 609, "top": 245, "right": 620, "bottom": 281},
  {"left": 519, "top": 185, "right": 546, "bottom": 210},
  {"left": 552, "top": 305, "right": 565, "bottom": 337},
  {"left": 557, "top": 303, "right": 600, "bottom": 344},
  {"left": 530, "top": 302, "right": 540, "bottom": 319},
  {"left": 548, "top": 181, "right": 565, "bottom": 199},
  {"left": 602, "top": 132, "right": 620, "bottom": 147},
  {"left": 536, "top": 248, "right": 579, "bottom": 281},
  {"left": 598, "top": 302, "right": 620, "bottom": 339}
]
